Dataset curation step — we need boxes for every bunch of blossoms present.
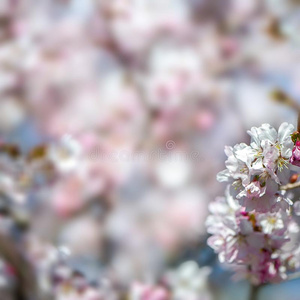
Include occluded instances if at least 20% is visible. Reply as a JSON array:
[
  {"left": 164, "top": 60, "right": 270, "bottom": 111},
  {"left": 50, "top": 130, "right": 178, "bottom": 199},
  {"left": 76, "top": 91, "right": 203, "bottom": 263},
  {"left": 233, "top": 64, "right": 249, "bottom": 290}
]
[
  {"left": 206, "top": 122, "right": 300, "bottom": 286},
  {"left": 25, "top": 237, "right": 117, "bottom": 300},
  {"left": 129, "top": 261, "right": 212, "bottom": 300}
]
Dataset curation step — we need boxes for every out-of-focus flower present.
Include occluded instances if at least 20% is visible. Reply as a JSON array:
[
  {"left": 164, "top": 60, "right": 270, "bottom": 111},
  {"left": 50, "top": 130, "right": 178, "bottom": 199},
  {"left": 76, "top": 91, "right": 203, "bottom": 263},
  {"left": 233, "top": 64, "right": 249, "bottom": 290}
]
[
  {"left": 294, "top": 201, "right": 300, "bottom": 216},
  {"left": 49, "top": 135, "right": 82, "bottom": 173},
  {"left": 129, "top": 282, "right": 169, "bottom": 300},
  {"left": 167, "top": 261, "right": 212, "bottom": 300},
  {"left": 103, "top": 0, "right": 190, "bottom": 56},
  {"left": 0, "top": 98, "right": 25, "bottom": 132}
]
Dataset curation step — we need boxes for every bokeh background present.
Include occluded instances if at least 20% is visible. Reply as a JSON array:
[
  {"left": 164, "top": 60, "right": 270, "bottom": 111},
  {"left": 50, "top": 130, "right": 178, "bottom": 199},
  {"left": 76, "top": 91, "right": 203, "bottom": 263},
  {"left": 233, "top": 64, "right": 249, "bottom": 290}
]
[{"left": 0, "top": 0, "right": 300, "bottom": 299}]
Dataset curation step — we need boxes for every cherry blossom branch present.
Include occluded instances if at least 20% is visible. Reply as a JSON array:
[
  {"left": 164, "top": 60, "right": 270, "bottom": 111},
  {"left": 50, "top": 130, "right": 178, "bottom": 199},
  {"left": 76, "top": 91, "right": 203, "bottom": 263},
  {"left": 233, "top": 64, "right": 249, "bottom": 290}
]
[
  {"left": 249, "top": 284, "right": 260, "bottom": 300},
  {"left": 271, "top": 89, "right": 300, "bottom": 111},
  {"left": 0, "top": 233, "right": 38, "bottom": 300},
  {"left": 248, "top": 272, "right": 300, "bottom": 300},
  {"left": 280, "top": 181, "right": 300, "bottom": 191},
  {"left": 271, "top": 89, "right": 300, "bottom": 131}
]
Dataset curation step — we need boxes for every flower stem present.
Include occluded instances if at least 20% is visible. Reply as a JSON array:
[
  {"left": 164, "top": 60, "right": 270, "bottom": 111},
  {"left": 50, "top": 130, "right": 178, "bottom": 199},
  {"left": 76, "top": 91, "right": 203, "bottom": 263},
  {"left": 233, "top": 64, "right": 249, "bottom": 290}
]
[
  {"left": 249, "top": 285, "right": 260, "bottom": 300},
  {"left": 280, "top": 181, "right": 300, "bottom": 191},
  {"left": 270, "top": 89, "right": 300, "bottom": 131},
  {"left": 0, "top": 233, "right": 38, "bottom": 300}
]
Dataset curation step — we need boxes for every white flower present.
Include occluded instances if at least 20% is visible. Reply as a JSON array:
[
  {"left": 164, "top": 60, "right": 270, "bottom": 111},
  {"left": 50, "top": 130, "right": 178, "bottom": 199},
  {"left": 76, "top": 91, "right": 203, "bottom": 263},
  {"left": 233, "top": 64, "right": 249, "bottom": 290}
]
[
  {"left": 237, "top": 181, "right": 266, "bottom": 199},
  {"left": 49, "top": 135, "right": 82, "bottom": 173},
  {"left": 293, "top": 201, "right": 300, "bottom": 216},
  {"left": 218, "top": 123, "right": 295, "bottom": 212},
  {"left": 168, "top": 261, "right": 212, "bottom": 300},
  {"left": 248, "top": 122, "right": 294, "bottom": 172},
  {"left": 217, "top": 143, "right": 253, "bottom": 185},
  {"left": 257, "top": 211, "right": 287, "bottom": 234}
]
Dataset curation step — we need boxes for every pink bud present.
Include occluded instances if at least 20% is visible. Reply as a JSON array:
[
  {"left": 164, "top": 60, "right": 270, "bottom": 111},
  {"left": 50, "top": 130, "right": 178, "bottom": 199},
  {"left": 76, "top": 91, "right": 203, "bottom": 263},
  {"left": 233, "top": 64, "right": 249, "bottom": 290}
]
[{"left": 290, "top": 141, "right": 300, "bottom": 167}]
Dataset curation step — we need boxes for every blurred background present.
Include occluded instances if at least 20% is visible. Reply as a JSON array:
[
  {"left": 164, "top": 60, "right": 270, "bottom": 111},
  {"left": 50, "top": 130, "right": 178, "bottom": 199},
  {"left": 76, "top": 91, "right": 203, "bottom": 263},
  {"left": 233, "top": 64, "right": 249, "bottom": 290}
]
[{"left": 0, "top": 0, "right": 300, "bottom": 299}]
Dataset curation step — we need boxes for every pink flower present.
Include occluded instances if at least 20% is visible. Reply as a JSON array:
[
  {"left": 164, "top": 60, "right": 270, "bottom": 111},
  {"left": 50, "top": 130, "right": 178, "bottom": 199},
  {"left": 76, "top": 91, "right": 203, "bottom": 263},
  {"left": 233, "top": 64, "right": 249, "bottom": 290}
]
[
  {"left": 130, "top": 283, "right": 169, "bottom": 300},
  {"left": 290, "top": 141, "right": 300, "bottom": 167},
  {"left": 206, "top": 191, "right": 296, "bottom": 285}
]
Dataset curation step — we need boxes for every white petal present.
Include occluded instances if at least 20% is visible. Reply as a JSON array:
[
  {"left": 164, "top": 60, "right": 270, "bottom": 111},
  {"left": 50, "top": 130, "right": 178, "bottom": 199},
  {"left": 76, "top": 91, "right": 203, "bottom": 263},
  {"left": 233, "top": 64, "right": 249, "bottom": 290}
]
[{"left": 294, "top": 201, "right": 300, "bottom": 216}]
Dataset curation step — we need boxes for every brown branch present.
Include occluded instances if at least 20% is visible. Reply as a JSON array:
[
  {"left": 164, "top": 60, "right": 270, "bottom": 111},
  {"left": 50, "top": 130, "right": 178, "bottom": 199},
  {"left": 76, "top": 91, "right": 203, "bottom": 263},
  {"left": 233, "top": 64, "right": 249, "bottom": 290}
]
[
  {"left": 270, "top": 89, "right": 300, "bottom": 131},
  {"left": 0, "top": 233, "right": 38, "bottom": 300},
  {"left": 280, "top": 181, "right": 300, "bottom": 191},
  {"left": 249, "top": 284, "right": 260, "bottom": 300}
]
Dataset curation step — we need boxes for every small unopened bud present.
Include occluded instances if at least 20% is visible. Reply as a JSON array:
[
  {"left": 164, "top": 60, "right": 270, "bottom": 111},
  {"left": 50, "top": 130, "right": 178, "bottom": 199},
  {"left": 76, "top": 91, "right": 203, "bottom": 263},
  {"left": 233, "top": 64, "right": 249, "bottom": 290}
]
[
  {"left": 290, "top": 174, "right": 299, "bottom": 183},
  {"left": 291, "top": 131, "right": 300, "bottom": 144},
  {"left": 270, "top": 89, "right": 300, "bottom": 111},
  {"left": 270, "top": 89, "right": 291, "bottom": 105},
  {"left": 266, "top": 18, "right": 285, "bottom": 40},
  {"left": 290, "top": 141, "right": 300, "bottom": 167}
]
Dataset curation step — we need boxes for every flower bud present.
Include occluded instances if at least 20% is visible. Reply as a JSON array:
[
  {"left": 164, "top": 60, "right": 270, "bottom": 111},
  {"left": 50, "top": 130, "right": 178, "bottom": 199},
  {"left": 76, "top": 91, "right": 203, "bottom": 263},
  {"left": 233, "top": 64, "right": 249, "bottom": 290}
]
[
  {"left": 290, "top": 141, "right": 300, "bottom": 167},
  {"left": 290, "top": 174, "right": 299, "bottom": 183}
]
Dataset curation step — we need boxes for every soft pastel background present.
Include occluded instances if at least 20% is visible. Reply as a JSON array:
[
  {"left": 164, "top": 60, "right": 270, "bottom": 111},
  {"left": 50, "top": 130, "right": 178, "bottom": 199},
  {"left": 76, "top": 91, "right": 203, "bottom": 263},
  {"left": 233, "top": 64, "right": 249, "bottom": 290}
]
[{"left": 0, "top": 0, "right": 300, "bottom": 299}]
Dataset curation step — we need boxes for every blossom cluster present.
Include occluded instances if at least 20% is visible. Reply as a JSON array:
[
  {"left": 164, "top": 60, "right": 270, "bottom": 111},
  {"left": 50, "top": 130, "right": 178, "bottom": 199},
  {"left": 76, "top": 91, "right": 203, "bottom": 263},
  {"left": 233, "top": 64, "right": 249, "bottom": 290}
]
[
  {"left": 207, "top": 123, "right": 300, "bottom": 285},
  {"left": 217, "top": 123, "right": 295, "bottom": 212},
  {"left": 1, "top": 0, "right": 300, "bottom": 299}
]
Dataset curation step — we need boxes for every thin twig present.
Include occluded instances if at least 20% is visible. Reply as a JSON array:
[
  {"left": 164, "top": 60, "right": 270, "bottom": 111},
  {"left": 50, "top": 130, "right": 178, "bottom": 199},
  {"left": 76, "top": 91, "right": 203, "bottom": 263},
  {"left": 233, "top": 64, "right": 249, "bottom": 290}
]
[
  {"left": 0, "top": 233, "right": 38, "bottom": 300},
  {"left": 297, "top": 111, "right": 300, "bottom": 132},
  {"left": 280, "top": 181, "right": 300, "bottom": 191},
  {"left": 270, "top": 89, "right": 300, "bottom": 131}
]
